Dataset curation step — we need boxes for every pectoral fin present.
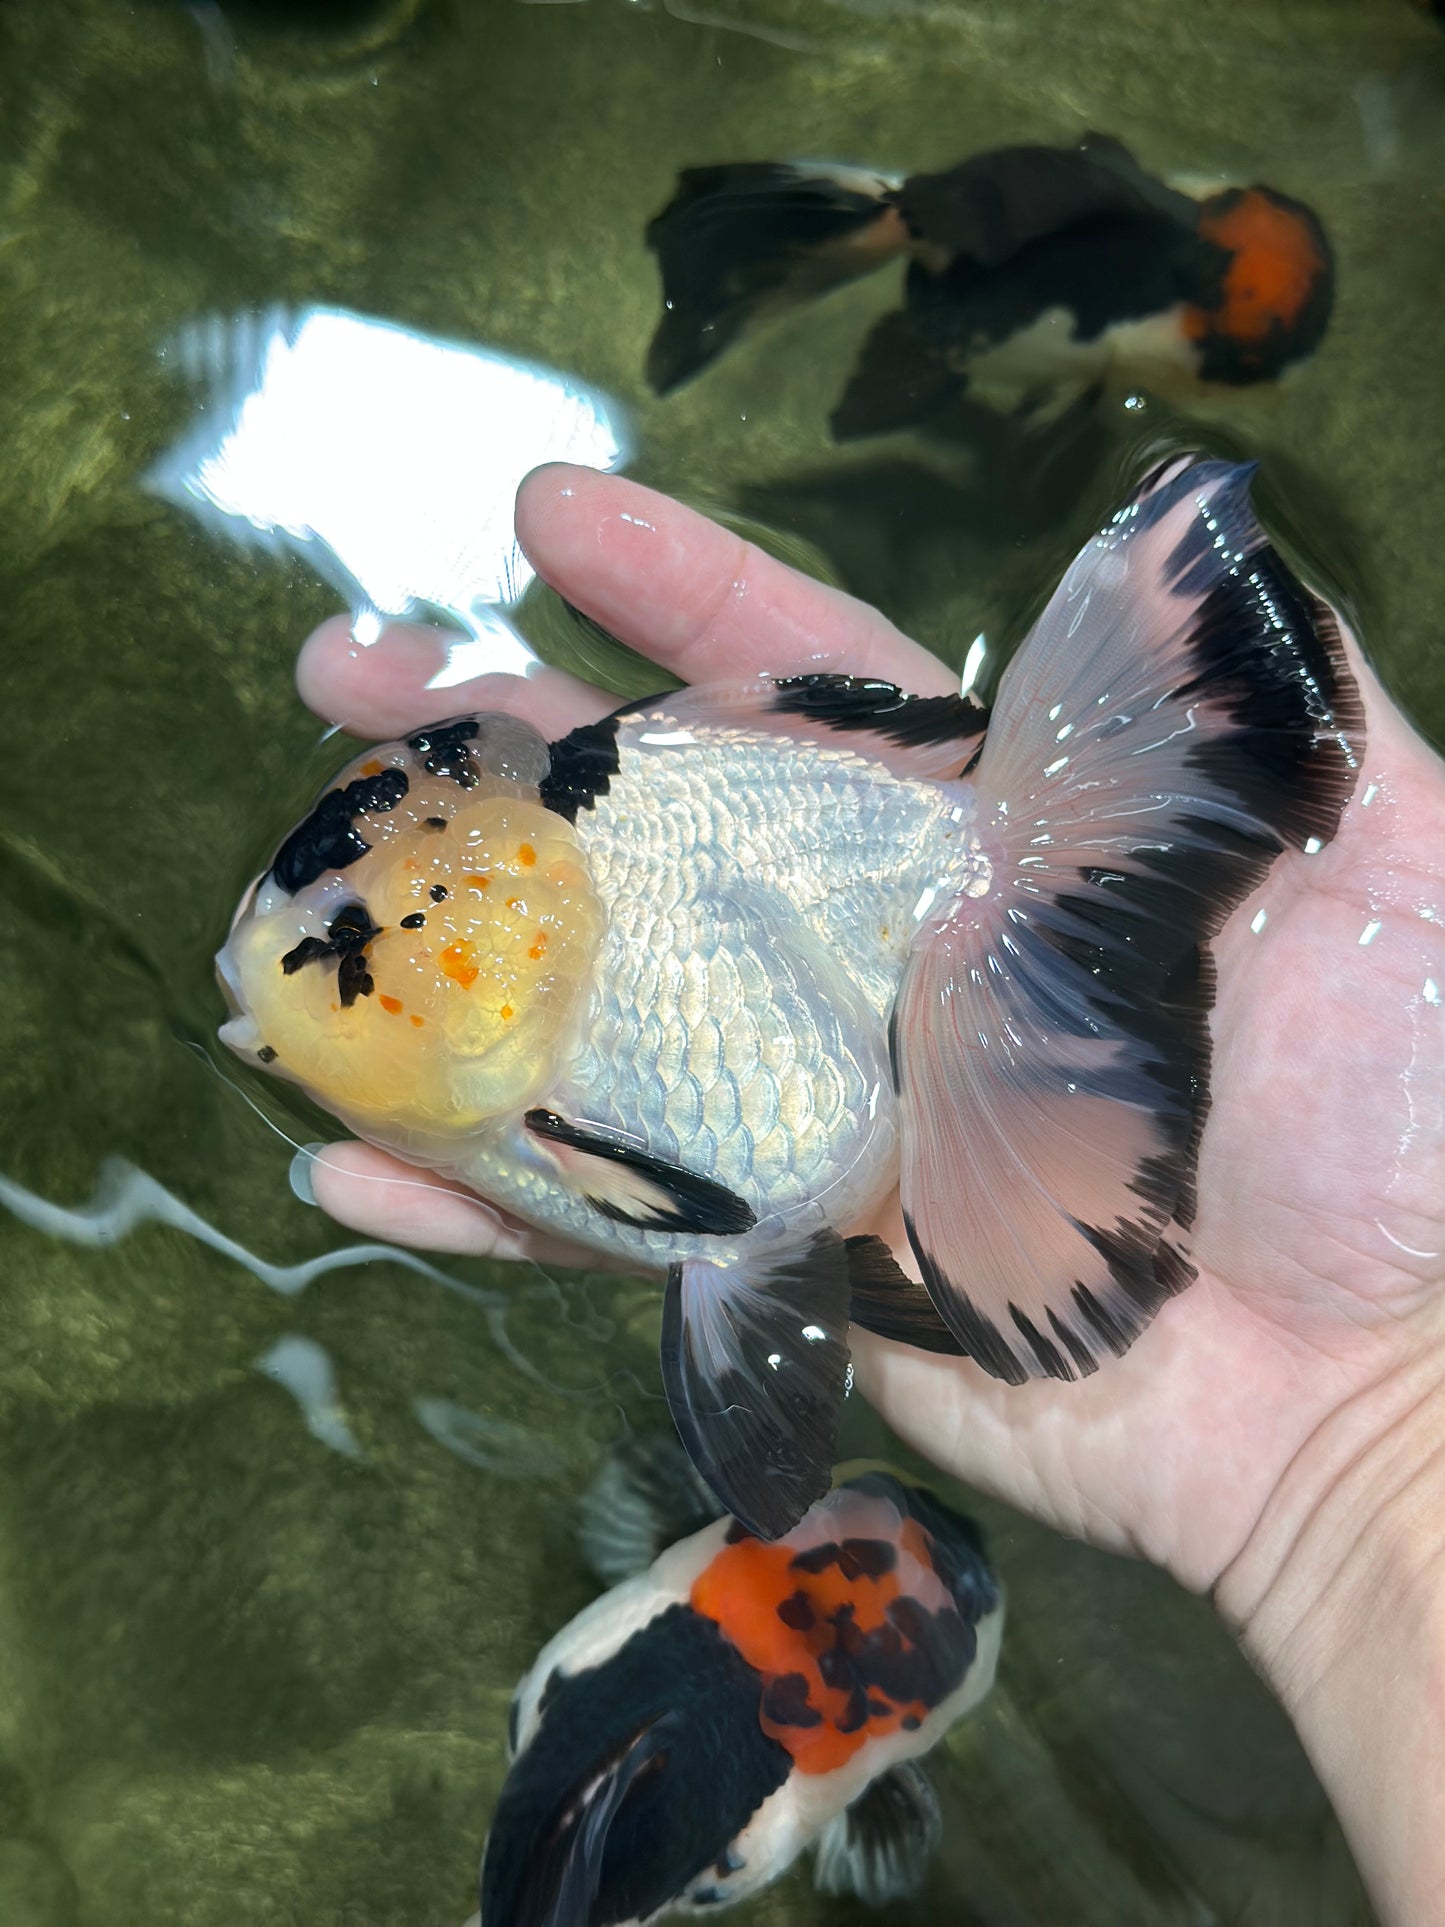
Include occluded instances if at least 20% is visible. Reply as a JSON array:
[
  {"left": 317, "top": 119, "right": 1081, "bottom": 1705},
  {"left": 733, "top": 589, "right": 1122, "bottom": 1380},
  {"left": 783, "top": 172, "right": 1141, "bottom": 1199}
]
[
  {"left": 525, "top": 1108, "right": 757, "bottom": 1236},
  {"left": 813, "top": 1760, "right": 942, "bottom": 1904},
  {"left": 660, "top": 1232, "right": 852, "bottom": 1541}
]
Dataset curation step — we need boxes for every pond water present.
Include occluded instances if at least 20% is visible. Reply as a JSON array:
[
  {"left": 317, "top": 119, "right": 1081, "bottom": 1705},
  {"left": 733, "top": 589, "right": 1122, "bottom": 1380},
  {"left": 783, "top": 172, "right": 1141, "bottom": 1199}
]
[{"left": 1, "top": 0, "right": 1441, "bottom": 1920}]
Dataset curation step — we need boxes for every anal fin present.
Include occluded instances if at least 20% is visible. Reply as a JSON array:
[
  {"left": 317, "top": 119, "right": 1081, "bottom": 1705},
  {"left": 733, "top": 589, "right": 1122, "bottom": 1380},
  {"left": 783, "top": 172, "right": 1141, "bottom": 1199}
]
[
  {"left": 660, "top": 1232, "right": 851, "bottom": 1541},
  {"left": 813, "top": 1760, "right": 942, "bottom": 1905}
]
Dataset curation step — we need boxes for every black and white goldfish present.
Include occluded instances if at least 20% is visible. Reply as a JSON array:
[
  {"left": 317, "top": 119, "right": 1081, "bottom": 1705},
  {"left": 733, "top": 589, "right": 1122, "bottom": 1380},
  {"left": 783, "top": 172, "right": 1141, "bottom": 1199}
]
[
  {"left": 645, "top": 135, "right": 1334, "bottom": 437},
  {"left": 477, "top": 1444, "right": 1001, "bottom": 1925},
  {"left": 218, "top": 456, "right": 1362, "bottom": 1540}
]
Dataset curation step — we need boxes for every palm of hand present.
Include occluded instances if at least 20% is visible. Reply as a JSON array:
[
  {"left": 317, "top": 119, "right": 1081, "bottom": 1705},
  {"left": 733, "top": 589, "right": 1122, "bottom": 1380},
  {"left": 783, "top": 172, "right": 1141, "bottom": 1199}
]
[{"left": 293, "top": 463, "right": 1445, "bottom": 1598}]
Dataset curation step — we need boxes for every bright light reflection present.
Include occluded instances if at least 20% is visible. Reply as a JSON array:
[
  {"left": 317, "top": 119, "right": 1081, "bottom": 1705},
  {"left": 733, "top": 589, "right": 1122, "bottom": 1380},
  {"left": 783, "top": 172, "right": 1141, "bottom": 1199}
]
[
  {"left": 961, "top": 633, "right": 988, "bottom": 698},
  {"left": 147, "top": 306, "right": 632, "bottom": 668}
]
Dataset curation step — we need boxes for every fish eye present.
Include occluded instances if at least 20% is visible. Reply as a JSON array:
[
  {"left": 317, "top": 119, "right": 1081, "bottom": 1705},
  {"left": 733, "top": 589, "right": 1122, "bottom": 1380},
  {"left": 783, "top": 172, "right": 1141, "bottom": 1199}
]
[{"left": 218, "top": 732, "right": 603, "bottom": 1148}]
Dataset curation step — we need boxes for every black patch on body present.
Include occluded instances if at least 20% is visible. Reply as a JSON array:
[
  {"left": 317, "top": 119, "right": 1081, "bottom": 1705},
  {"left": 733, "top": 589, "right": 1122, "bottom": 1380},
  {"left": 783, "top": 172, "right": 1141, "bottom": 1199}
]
[
  {"left": 525, "top": 1108, "right": 757, "bottom": 1236},
  {"left": 407, "top": 718, "right": 480, "bottom": 788},
  {"left": 481, "top": 1604, "right": 789, "bottom": 1927},
  {"left": 399, "top": 912, "right": 425, "bottom": 930},
  {"left": 429, "top": 883, "right": 448, "bottom": 902},
  {"left": 256, "top": 1044, "right": 277, "bottom": 1064},
  {"left": 834, "top": 136, "right": 1220, "bottom": 436},
  {"left": 771, "top": 674, "right": 988, "bottom": 763},
  {"left": 269, "top": 769, "right": 408, "bottom": 895},
  {"left": 790, "top": 1537, "right": 896, "bottom": 1582},
  {"left": 280, "top": 901, "right": 383, "bottom": 1006},
  {"left": 844, "top": 1232, "right": 965, "bottom": 1356},
  {"left": 762, "top": 1672, "right": 822, "bottom": 1729},
  {"left": 539, "top": 714, "right": 622, "bottom": 823},
  {"left": 776, "top": 1590, "right": 816, "bottom": 1632}
]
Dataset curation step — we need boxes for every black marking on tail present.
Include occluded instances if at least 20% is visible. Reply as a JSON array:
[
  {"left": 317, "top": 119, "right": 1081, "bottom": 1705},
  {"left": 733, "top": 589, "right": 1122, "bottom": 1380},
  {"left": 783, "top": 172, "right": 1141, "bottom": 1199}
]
[
  {"left": 646, "top": 163, "right": 894, "bottom": 394},
  {"left": 844, "top": 1234, "right": 965, "bottom": 1355},
  {"left": 269, "top": 769, "right": 408, "bottom": 895},
  {"left": 772, "top": 675, "right": 989, "bottom": 763}
]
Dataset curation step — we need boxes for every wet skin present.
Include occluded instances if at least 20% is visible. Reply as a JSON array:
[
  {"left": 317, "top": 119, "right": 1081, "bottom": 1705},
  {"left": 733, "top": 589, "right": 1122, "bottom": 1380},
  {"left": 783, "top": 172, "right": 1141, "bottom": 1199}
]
[{"left": 290, "top": 461, "right": 1445, "bottom": 1619}]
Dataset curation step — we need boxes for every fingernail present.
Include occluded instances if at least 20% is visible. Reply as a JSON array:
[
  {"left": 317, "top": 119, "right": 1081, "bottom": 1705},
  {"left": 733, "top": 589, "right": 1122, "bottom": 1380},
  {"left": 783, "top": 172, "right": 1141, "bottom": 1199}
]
[{"left": 289, "top": 1145, "right": 325, "bottom": 1207}]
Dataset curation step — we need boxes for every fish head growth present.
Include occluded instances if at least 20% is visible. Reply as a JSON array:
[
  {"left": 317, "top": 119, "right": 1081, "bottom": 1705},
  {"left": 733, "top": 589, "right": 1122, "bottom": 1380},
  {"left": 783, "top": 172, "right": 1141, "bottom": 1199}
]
[{"left": 217, "top": 714, "right": 603, "bottom": 1150}]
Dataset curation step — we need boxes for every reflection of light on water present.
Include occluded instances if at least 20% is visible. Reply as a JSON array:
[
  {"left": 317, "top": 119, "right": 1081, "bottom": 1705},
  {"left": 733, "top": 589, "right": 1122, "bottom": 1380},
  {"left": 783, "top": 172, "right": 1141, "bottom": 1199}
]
[
  {"left": 414, "top": 1396, "right": 575, "bottom": 1481},
  {"left": 147, "top": 306, "right": 631, "bottom": 674},
  {"left": 257, "top": 1334, "right": 366, "bottom": 1460},
  {"left": 960, "top": 632, "right": 988, "bottom": 698},
  {"left": 0, "top": 1155, "right": 483, "bottom": 1299}
]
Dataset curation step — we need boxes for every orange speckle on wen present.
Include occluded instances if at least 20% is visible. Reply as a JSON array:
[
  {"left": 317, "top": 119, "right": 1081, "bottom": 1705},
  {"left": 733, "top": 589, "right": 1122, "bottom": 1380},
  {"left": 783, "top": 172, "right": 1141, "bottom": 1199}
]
[
  {"left": 517, "top": 843, "right": 536, "bottom": 867},
  {"left": 379, "top": 994, "right": 403, "bottom": 1014},
  {"left": 1185, "top": 188, "right": 1325, "bottom": 345},
  {"left": 500, "top": 1003, "right": 514, "bottom": 1020},
  {"left": 691, "top": 1535, "right": 930, "bottom": 1775},
  {"left": 439, "top": 940, "right": 480, "bottom": 989},
  {"left": 410, "top": 1013, "right": 425, "bottom": 1027},
  {"left": 464, "top": 871, "right": 490, "bottom": 891},
  {"left": 528, "top": 931, "right": 549, "bottom": 960}
]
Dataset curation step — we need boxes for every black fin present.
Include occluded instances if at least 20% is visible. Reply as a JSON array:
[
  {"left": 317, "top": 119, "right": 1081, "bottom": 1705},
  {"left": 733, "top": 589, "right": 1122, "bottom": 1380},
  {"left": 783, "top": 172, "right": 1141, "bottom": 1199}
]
[
  {"left": 771, "top": 675, "right": 988, "bottom": 763},
  {"left": 268, "top": 768, "right": 409, "bottom": 895},
  {"left": 483, "top": 1604, "right": 790, "bottom": 1927},
  {"left": 813, "top": 1761, "right": 942, "bottom": 1905},
  {"left": 539, "top": 715, "right": 622, "bottom": 824},
  {"left": 577, "top": 1434, "right": 726, "bottom": 1585},
  {"left": 831, "top": 299, "right": 967, "bottom": 439},
  {"left": 525, "top": 1109, "right": 757, "bottom": 1237},
  {"left": 645, "top": 162, "right": 902, "bottom": 393},
  {"left": 660, "top": 1232, "right": 852, "bottom": 1540},
  {"left": 845, "top": 1234, "right": 965, "bottom": 1356}
]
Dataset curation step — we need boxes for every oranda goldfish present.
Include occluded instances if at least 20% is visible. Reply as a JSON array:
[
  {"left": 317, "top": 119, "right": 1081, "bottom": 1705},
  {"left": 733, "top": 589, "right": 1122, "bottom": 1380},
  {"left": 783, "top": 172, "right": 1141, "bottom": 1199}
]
[
  {"left": 478, "top": 1442, "right": 1001, "bottom": 1925},
  {"left": 645, "top": 134, "right": 1334, "bottom": 438},
  {"left": 218, "top": 455, "right": 1362, "bottom": 1540}
]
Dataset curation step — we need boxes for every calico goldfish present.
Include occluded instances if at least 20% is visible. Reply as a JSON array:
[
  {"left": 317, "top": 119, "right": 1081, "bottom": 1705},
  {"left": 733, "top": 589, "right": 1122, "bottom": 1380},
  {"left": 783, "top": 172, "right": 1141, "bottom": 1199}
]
[
  {"left": 646, "top": 134, "right": 1334, "bottom": 437},
  {"left": 218, "top": 455, "right": 1362, "bottom": 1540},
  {"left": 479, "top": 1443, "right": 1001, "bottom": 1925}
]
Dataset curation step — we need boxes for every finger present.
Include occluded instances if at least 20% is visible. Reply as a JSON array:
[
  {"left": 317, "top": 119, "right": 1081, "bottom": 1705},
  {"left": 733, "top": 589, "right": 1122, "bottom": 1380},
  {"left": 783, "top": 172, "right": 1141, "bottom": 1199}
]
[
  {"left": 300, "top": 1140, "right": 602, "bottom": 1268},
  {"left": 516, "top": 464, "right": 959, "bottom": 697},
  {"left": 296, "top": 615, "right": 610, "bottom": 741}
]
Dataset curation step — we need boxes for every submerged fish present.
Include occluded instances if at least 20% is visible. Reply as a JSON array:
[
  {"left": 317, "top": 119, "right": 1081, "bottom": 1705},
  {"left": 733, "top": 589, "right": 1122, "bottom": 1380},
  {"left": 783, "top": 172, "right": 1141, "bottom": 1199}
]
[
  {"left": 480, "top": 1443, "right": 1001, "bottom": 1925},
  {"left": 645, "top": 134, "right": 1334, "bottom": 437},
  {"left": 218, "top": 456, "right": 1362, "bottom": 1539}
]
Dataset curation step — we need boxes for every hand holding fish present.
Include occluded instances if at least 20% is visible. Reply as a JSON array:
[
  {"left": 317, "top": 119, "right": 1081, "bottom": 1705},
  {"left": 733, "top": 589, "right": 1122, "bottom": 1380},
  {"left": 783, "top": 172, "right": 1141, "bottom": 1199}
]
[{"left": 274, "top": 464, "right": 1445, "bottom": 1926}]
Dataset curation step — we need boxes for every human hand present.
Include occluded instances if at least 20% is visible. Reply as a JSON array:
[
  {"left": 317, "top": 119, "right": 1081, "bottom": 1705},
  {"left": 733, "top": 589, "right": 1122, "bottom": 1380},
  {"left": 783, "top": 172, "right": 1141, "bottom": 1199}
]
[{"left": 291, "top": 464, "right": 1445, "bottom": 1918}]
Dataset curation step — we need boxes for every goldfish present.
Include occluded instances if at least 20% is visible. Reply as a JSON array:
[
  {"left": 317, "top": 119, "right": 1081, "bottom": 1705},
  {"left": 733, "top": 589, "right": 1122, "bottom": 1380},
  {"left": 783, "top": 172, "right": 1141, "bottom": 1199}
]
[
  {"left": 218, "top": 455, "right": 1362, "bottom": 1540},
  {"left": 478, "top": 1442, "right": 1001, "bottom": 1925},
  {"left": 645, "top": 134, "right": 1334, "bottom": 438}
]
